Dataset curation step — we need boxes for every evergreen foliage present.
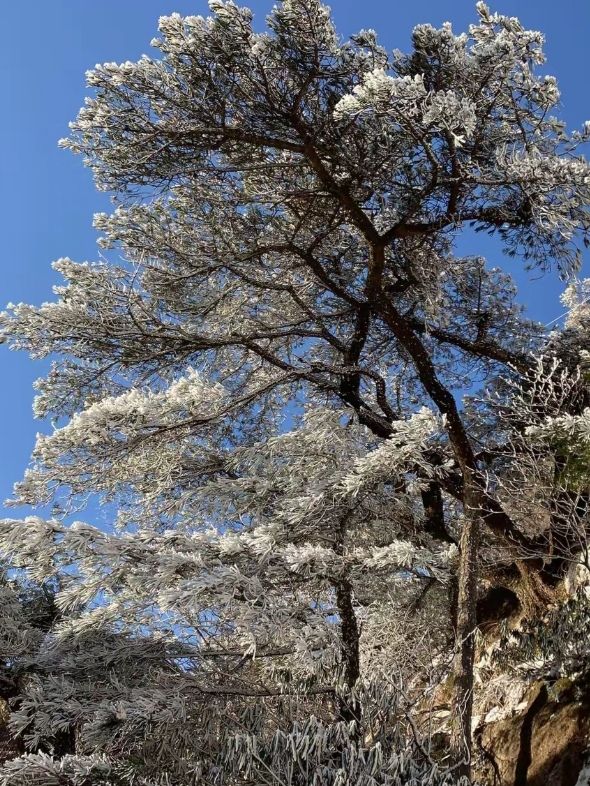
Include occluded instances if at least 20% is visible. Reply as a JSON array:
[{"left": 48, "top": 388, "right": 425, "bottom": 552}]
[{"left": 1, "top": 2, "right": 589, "bottom": 783}]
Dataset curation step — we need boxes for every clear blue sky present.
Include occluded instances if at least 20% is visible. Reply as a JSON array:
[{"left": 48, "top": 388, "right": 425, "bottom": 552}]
[{"left": 0, "top": 0, "right": 588, "bottom": 518}]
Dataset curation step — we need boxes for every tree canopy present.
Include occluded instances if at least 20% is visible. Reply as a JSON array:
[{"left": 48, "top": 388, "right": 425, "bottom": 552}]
[{"left": 1, "top": 2, "right": 589, "bottom": 784}]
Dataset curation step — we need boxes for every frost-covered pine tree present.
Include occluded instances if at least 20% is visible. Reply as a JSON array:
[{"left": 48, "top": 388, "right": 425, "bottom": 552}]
[{"left": 1, "top": 2, "right": 589, "bottom": 783}]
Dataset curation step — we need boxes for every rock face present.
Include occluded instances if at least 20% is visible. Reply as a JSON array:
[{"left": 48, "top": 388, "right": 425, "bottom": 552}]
[{"left": 478, "top": 681, "right": 590, "bottom": 786}]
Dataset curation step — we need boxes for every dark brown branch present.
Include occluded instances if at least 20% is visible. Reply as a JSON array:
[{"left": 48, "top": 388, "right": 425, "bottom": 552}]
[
  {"left": 407, "top": 317, "right": 532, "bottom": 373},
  {"left": 301, "top": 142, "right": 382, "bottom": 245},
  {"left": 421, "top": 482, "right": 455, "bottom": 544}
]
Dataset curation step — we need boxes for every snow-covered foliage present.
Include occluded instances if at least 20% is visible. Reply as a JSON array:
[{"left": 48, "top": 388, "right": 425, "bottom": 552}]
[
  {"left": 0, "top": 406, "right": 458, "bottom": 783},
  {"left": 0, "top": 754, "right": 116, "bottom": 786},
  {"left": 1, "top": 1, "right": 589, "bottom": 783}
]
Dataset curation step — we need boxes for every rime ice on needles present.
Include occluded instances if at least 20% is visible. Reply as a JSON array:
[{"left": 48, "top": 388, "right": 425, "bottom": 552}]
[
  {"left": 1, "top": 0, "right": 590, "bottom": 783},
  {"left": 334, "top": 70, "right": 477, "bottom": 147}
]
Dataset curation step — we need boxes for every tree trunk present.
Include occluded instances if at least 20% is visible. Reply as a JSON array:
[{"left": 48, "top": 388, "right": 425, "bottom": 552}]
[
  {"left": 334, "top": 514, "right": 362, "bottom": 733},
  {"left": 335, "top": 577, "right": 361, "bottom": 716},
  {"left": 451, "top": 475, "right": 481, "bottom": 779}
]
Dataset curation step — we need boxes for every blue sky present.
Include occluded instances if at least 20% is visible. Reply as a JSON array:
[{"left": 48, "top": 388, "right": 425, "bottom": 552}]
[{"left": 0, "top": 0, "right": 588, "bottom": 518}]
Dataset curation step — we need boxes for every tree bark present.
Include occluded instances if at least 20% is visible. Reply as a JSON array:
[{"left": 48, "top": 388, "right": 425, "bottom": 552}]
[
  {"left": 334, "top": 578, "right": 362, "bottom": 729},
  {"left": 333, "top": 513, "right": 362, "bottom": 732},
  {"left": 421, "top": 482, "right": 455, "bottom": 543},
  {"left": 451, "top": 474, "right": 481, "bottom": 778}
]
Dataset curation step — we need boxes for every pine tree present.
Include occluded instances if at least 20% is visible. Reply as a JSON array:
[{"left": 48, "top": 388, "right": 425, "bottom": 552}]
[{"left": 1, "top": 2, "right": 589, "bottom": 783}]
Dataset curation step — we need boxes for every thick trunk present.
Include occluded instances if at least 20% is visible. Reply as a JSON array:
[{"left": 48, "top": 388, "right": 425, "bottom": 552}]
[
  {"left": 333, "top": 513, "right": 362, "bottom": 731},
  {"left": 451, "top": 475, "right": 481, "bottom": 778},
  {"left": 335, "top": 578, "right": 362, "bottom": 728}
]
